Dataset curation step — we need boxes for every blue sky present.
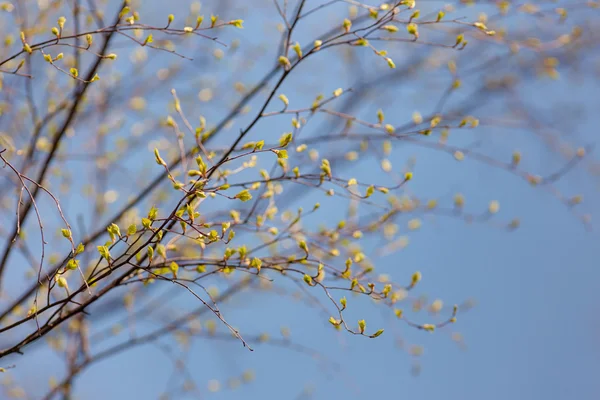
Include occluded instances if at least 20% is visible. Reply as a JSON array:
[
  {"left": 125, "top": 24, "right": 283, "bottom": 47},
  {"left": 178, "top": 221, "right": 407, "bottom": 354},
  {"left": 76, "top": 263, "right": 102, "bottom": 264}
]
[{"left": 2, "top": 0, "right": 600, "bottom": 399}]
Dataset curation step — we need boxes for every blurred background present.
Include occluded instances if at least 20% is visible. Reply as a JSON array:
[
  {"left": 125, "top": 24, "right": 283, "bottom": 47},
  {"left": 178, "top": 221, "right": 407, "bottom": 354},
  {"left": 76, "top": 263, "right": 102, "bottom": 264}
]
[{"left": 1, "top": 0, "right": 599, "bottom": 399}]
